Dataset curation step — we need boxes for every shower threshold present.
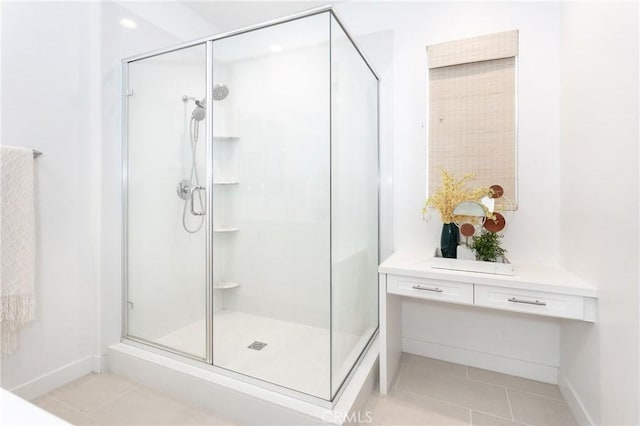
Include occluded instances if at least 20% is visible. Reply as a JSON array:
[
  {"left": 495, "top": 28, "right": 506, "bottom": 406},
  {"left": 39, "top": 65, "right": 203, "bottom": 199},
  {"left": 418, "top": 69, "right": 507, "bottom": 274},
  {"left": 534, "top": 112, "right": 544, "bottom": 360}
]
[{"left": 108, "top": 333, "right": 379, "bottom": 425}]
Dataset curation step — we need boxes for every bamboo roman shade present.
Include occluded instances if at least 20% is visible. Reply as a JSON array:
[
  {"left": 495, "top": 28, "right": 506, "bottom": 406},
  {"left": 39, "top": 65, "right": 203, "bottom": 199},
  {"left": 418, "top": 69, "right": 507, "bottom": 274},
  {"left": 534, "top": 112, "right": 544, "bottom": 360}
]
[{"left": 428, "top": 30, "right": 518, "bottom": 209}]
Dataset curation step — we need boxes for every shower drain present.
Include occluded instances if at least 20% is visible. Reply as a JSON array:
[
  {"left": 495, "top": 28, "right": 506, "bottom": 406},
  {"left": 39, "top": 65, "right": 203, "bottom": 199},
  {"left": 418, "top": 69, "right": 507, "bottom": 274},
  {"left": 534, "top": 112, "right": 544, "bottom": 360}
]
[{"left": 248, "top": 341, "right": 267, "bottom": 351}]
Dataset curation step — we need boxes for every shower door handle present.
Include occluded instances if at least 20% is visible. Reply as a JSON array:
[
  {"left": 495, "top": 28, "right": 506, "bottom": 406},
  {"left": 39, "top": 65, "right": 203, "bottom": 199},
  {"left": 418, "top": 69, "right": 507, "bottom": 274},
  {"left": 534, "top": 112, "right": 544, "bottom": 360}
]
[{"left": 189, "top": 186, "right": 206, "bottom": 216}]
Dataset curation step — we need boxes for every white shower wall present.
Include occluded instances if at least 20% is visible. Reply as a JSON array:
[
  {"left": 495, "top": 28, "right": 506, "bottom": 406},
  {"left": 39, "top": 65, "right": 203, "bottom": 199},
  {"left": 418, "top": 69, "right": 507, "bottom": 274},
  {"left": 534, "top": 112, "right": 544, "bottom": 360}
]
[{"left": 215, "top": 42, "right": 331, "bottom": 329}]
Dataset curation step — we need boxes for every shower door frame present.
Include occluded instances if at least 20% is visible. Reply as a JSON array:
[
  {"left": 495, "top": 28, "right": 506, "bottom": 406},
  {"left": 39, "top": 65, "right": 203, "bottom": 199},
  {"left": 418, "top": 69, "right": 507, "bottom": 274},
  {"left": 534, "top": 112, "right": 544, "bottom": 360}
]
[
  {"left": 121, "top": 5, "right": 381, "bottom": 407},
  {"left": 121, "top": 40, "right": 213, "bottom": 365}
]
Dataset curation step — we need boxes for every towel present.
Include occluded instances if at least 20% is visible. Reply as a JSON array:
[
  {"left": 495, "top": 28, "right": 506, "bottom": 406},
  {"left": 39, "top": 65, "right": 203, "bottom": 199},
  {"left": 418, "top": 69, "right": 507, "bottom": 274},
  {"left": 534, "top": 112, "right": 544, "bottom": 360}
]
[{"left": 0, "top": 146, "right": 36, "bottom": 357}]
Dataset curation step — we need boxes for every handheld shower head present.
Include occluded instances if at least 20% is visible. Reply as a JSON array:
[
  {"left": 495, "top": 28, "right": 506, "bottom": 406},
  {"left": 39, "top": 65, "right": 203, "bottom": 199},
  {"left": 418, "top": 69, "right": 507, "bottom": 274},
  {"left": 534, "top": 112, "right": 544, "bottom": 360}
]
[
  {"left": 192, "top": 104, "right": 206, "bottom": 121},
  {"left": 184, "top": 84, "right": 228, "bottom": 121}
]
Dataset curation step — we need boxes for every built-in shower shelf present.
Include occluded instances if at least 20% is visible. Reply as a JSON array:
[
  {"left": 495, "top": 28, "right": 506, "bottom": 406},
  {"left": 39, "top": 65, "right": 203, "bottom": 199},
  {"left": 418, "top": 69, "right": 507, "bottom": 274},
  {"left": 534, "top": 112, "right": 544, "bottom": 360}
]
[
  {"left": 213, "top": 181, "right": 240, "bottom": 185},
  {"left": 213, "top": 136, "right": 239, "bottom": 142},
  {"left": 213, "top": 281, "right": 240, "bottom": 289},
  {"left": 213, "top": 227, "right": 239, "bottom": 233}
]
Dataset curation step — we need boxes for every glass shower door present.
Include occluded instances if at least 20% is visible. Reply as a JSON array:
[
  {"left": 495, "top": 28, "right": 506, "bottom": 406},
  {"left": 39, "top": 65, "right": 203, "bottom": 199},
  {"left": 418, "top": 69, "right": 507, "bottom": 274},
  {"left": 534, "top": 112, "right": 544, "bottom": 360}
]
[{"left": 125, "top": 44, "right": 208, "bottom": 359}]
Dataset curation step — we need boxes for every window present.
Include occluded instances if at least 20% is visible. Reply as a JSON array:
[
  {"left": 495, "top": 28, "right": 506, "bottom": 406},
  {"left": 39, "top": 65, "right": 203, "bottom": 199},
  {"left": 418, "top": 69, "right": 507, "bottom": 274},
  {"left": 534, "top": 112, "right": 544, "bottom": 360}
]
[{"left": 428, "top": 30, "right": 518, "bottom": 209}]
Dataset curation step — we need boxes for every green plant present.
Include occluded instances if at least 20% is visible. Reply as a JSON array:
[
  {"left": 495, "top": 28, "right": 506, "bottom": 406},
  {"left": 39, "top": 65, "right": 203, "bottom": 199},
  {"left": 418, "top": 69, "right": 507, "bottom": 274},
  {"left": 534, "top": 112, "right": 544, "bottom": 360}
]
[{"left": 470, "top": 230, "right": 507, "bottom": 262}]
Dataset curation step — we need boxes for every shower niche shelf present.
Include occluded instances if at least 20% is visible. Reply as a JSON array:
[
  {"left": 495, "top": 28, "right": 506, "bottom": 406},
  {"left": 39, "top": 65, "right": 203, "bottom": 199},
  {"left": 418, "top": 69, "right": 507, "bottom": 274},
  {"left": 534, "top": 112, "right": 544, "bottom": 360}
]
[
  {"left": 213, "top": 135, "right": 240, "bottom": 187},
  {"left": 213, "top": 281, "right": 240, "bottom": 290}
]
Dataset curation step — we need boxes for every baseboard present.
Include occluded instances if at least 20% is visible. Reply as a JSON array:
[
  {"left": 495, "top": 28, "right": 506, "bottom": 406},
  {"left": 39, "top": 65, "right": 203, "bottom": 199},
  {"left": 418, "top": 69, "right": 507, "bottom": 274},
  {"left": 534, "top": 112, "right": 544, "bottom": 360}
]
[
  {"left": 403, "top": 337, "right": 558, "bottom": 384},
  {"left": 558, "top": 375, "right": 594, "bottom": 426},
  {"left": 9, "top": 355, "right": 103, "bottom": 401},
  {"left": 93, "top": 354, "right": 107, "bottom": 373}
]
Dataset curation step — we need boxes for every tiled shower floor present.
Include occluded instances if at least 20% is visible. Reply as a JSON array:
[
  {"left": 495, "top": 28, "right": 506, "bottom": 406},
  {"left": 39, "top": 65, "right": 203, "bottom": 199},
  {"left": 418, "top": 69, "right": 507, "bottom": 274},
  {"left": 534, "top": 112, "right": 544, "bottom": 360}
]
[{"left": 33, "top": 353, "right": 578, "bottom": 425}]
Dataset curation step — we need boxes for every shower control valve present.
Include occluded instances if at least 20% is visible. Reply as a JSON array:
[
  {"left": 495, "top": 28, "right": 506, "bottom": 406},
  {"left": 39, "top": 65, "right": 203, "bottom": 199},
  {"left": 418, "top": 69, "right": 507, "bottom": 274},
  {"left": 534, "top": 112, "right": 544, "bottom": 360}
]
[
  {"left": 177, "top": 179, "right": 192, "bottom": 200},
  {"left": 177, "top": 180, "right": 206, "bottom": 216}
]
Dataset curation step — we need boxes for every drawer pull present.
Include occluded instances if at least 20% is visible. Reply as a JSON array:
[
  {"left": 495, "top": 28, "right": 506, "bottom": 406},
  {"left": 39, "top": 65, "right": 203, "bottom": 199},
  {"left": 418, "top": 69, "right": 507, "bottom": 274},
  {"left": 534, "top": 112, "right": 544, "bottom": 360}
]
[
  {"left": 508, "top": 297, "right": 546, "bottom": 306},
  {"left": 412, "top": 285, "right": 443, "bottom": 293}
]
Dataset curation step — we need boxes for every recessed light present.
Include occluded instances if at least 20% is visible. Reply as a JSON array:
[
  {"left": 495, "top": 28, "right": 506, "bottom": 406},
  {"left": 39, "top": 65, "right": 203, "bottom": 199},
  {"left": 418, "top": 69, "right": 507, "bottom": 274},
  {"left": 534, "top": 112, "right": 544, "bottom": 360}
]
[
  {"left": 120, "top": 18, "right": 137, "bottom": 29},
  {"left": 270, "top": 44, "right": 284, "bottom": 53}
]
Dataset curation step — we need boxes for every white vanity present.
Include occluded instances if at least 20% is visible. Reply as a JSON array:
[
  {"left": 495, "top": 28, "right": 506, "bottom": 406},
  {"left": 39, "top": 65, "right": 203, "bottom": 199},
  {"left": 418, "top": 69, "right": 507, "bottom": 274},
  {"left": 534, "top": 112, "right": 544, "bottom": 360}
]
[{"left": 378, "top": 250, "right": 598, "bottom": 394}]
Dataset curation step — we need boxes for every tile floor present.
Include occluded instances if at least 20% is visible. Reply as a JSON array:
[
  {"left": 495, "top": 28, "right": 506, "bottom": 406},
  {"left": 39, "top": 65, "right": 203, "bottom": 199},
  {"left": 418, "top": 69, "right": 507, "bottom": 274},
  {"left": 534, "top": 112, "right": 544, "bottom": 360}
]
[
  {"left": 33, "top": 353, "right": 577, "bottom": 426},
  {"left": 33, "top": 373, "right": 237, "bottom": 426},
  {"left": 365, "top": 353, "right": 577, "bottom": 426}
]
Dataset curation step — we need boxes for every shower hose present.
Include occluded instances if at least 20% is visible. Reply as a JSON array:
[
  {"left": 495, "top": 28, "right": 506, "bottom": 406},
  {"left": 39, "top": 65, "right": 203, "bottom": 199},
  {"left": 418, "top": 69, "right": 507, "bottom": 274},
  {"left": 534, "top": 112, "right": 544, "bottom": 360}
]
[{"left": 182, "top": 115, "right": 205, "bottom": 233}]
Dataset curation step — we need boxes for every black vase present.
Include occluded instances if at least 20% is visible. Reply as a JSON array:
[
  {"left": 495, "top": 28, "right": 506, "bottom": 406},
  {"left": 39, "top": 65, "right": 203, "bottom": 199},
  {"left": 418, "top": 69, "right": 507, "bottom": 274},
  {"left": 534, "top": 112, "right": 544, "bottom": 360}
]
[{"left": 440, "top": 223, "right": 459, "bottom": 259}]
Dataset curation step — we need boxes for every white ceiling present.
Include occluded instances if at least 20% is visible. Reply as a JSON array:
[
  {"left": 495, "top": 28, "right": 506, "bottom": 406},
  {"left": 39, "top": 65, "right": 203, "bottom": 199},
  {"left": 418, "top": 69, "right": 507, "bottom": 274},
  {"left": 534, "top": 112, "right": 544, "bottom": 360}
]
[
  {"left": 181, "top": 1, "right": 333, "bottom": 33},
  {"left": 212, "top": 12, "right": 330, "bottom": 62}
]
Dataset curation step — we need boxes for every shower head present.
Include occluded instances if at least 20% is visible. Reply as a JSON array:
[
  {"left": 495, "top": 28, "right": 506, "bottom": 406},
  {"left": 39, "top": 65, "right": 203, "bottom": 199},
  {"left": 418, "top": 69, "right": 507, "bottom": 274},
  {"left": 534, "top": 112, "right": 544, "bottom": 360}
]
[
  {"left": 185, "top": 84, "right": 228, "bottom": 121},
  {"left": 192, "top": 104, "right": 206, "bottom": 121},
  {"left": 213, "top": 84, "right": 229, "bottom": 101},
  {"left": 183, "top": 84, "right": 229, "bottom": 106}
]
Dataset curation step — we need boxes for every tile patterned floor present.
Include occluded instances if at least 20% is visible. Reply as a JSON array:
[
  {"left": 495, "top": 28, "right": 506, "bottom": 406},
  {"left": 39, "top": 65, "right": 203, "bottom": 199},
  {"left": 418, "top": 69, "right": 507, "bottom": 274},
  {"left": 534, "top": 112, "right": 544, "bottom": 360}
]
[
  {"left": 33, "top": 353, "right": 578, "bottom": 426},
  {"left": 33, "top": 373, "right": 238, "bottom": 426},
  {"left": 365, "top": 353, "right": 578, "bottom": 426}
]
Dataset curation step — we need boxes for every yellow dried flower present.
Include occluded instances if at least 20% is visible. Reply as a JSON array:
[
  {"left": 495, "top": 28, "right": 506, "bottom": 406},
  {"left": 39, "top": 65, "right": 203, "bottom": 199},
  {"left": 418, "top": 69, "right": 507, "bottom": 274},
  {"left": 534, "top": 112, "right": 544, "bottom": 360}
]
[{"left": 422, "top": 170, "right": 493, "bottom": 224}]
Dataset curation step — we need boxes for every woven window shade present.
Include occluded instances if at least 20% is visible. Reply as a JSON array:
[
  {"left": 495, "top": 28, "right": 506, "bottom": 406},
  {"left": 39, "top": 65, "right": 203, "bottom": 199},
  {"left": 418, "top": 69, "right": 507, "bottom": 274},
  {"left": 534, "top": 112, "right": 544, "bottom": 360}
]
[{"left": 428, "top": 30, "right": 518, "bottom": 209}]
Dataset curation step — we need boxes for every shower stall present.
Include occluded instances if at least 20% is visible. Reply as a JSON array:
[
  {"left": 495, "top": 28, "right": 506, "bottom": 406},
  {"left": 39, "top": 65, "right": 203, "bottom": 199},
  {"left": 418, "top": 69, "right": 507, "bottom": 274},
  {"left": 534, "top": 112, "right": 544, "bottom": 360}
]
[{"left": 122, "top": 7, "right": 379, "bottom": 403}]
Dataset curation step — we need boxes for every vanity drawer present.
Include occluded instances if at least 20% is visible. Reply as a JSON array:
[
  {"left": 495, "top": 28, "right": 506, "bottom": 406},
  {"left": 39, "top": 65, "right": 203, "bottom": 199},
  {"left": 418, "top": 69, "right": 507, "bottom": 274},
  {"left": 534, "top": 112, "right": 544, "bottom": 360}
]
[
  {"left": 474, "top": 285, "right": 584, "bottom": 320},
  {"left": 387, "top": 275, "right": 473, "bottom": 305}
]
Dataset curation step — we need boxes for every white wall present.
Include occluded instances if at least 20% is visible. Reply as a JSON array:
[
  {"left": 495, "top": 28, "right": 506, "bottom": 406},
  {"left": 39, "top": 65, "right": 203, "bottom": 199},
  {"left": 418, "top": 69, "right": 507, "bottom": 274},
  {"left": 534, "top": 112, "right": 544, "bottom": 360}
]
[
  {"left": 0, "top": 1, "right": 101, "bottom": 393},
  {"left": 337, "top": 1, "right": 565, "bottom": 381},
  {"left": 338, "top": 0, "right": 563, "bottom": 262},
  {"left": 558, "top": 2, "right": 639, "bottom": 425}
]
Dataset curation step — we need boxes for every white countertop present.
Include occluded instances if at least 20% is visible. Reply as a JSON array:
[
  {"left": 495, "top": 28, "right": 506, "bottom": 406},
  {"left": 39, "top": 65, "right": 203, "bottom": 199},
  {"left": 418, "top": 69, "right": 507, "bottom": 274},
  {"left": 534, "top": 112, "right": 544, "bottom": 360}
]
[
  {"left": 0, "top": 388, "right": 69, "bottom": 425},
  {"left": 379, "top": 251, "right": 597, "bottom": 298}
]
